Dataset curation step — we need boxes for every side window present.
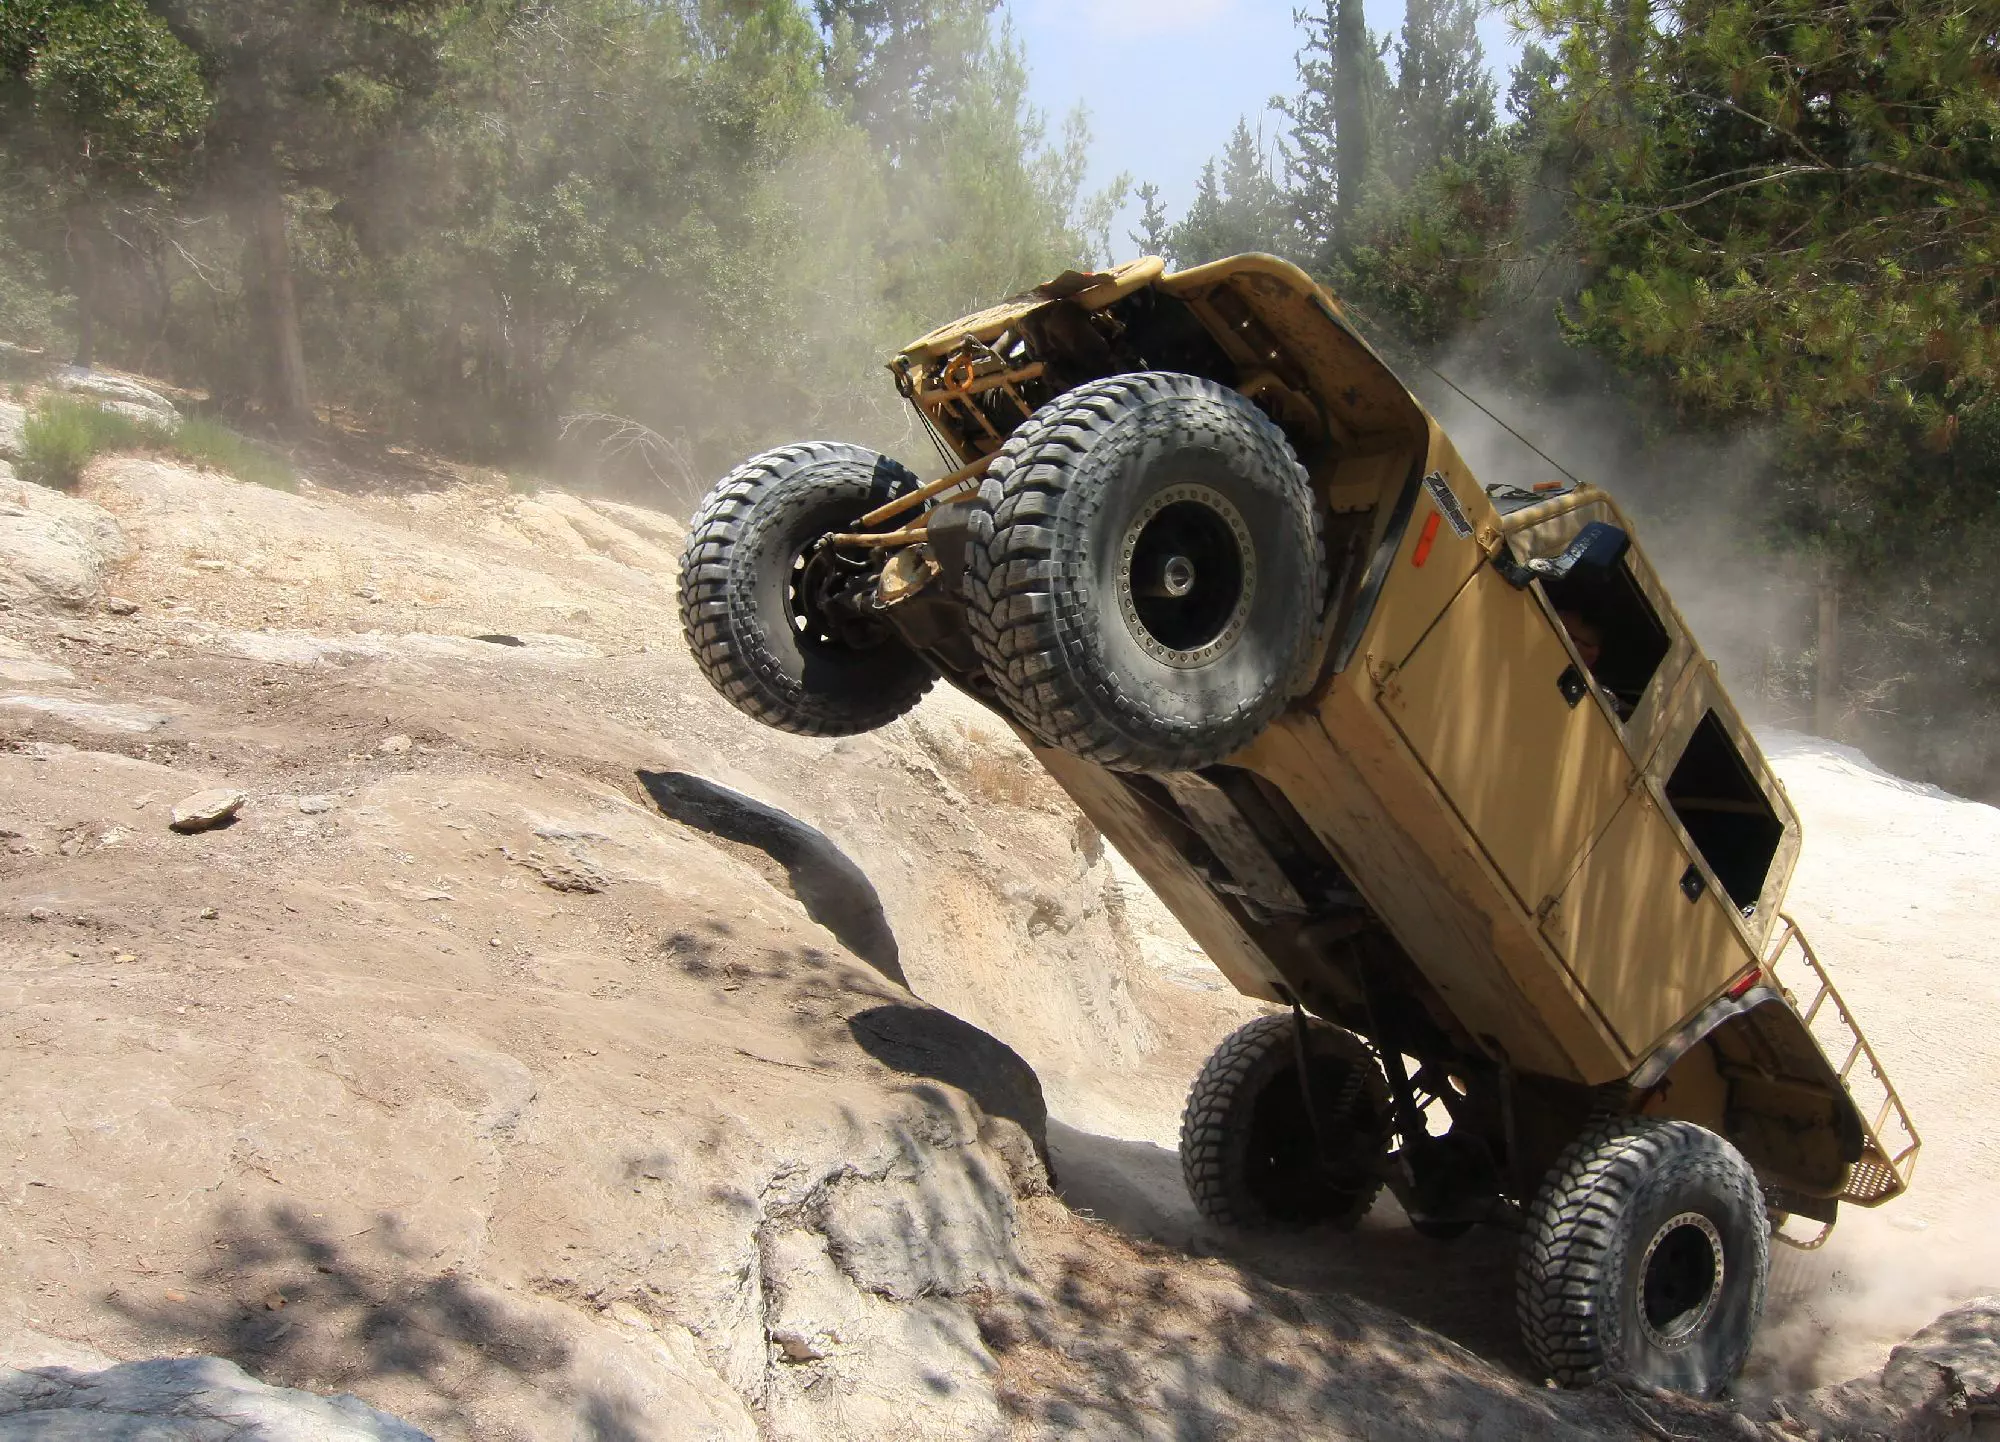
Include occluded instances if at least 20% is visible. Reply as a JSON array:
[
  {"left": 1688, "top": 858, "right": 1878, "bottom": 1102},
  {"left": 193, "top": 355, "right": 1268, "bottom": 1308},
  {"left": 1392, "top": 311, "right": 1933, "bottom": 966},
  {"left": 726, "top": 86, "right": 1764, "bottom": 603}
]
[
  {"left": 1543, "top": 561, "right": 1672, "bottom": 717},
  {"left": 1664, "top": 711, "right": 1784, "bottom": 910}
]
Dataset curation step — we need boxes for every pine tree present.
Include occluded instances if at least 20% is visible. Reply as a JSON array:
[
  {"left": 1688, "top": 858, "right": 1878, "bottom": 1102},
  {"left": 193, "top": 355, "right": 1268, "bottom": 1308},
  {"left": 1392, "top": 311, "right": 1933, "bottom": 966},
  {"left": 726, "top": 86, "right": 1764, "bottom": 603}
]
[
  {"left": 1281, "top": 0, "right": 1389, "bottom": 266},
  {"left": 1169, "top": 119, "right": 1291, "bottom": 265},
  {"left": 1129, "top": 181, "right": 1171, "bottom": 257},
  {"left": 1387, "top": 0, "right": 1495, "bottom": 184},
  {"left": 1332, "top": 0, "right": 1375, "bottom": 242}
]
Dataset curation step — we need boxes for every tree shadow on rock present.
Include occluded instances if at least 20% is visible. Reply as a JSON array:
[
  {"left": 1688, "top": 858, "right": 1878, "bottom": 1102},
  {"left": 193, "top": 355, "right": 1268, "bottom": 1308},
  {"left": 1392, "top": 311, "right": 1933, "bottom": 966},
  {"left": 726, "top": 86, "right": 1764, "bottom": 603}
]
[
  {"left": 975, "top": 1140, "right": 1753, "bottom": 1442},
  {"left": 637, "top": 769, "right": 905, "bottom": 988},
  {"left": 848, "top": 1004, "right": 1049, "bottom": 1174},
  {"left": 1045, "top": 1119, "right": 1531, "bottom": 1374},
  {"left": 103, "top": 1204, "right": 578, "bottom": 1438}
]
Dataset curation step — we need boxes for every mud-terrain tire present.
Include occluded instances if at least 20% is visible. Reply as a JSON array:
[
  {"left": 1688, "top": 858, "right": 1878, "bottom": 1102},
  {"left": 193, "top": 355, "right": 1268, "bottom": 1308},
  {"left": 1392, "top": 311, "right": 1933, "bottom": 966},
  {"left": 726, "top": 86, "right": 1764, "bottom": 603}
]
[
  {"left": 1179, "top": 1012, "right": 1388, "bottom": 1230},
  {"left": 965, "top": 373, "right": 1324, "bottom": 772},
  {"left": 680, "top": 443, "right": 935, "bottom": 735},
  {"left": 1518, "top": 1116, "right": 1769, "bottom": 1398}
]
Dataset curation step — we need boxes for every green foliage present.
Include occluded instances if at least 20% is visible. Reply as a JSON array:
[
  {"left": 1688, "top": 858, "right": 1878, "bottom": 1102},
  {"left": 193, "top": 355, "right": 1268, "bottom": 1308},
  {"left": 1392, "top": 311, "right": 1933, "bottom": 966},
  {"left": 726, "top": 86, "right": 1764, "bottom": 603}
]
[
  {"left": 1340, "top": 142, "right": 1530, "bottom": 343},
  {"left": 1528, "top": 0, "right": 1999, "bottom": 438},
  {"left": 0, "top": 0, "right": 209, "bottom": 195},
  {"left": 0, "top": 247, "right": 64, "bottom": 353},
  {"left": 0, "top": 0, "right": 210, "bottom": 364},
  {"left": 140, "top": 0, "right": 466, "bottom": 178},
  {"left": 19, "top": 394, "right": 294, "bottom": 490},
  {"left": 19, "top": 395, "right": 167, "bottom": 489},
  {"left": 1130, "top": 182, "right": 1172, "bottom": 255},
  {"left": 169, "top": 415, "right": 295, "bottom": 490}
]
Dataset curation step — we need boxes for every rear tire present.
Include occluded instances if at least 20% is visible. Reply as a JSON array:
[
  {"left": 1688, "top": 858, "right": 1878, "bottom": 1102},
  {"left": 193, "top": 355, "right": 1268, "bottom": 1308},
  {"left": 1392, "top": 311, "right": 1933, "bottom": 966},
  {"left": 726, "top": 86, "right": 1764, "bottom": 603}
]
[
  {"left": 1517, "top": 1116, "right": 1768, "bottom": 1398},
  {"left": 1179, "top": 1013, "right": 1388, "bottom": 1231},
  {"left": 679, "top": 443, "right": 935, "bottom": 736},
  {"left": 966, "top": 372, "right": 1325, "bottom": 773}
]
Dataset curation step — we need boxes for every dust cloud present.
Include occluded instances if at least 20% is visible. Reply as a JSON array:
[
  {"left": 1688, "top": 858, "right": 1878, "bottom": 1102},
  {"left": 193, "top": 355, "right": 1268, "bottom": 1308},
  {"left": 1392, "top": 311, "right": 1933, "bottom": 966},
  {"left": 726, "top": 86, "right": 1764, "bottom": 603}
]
[{"left": 1400, "top": 333, "right": 1807, "bottom": 720}]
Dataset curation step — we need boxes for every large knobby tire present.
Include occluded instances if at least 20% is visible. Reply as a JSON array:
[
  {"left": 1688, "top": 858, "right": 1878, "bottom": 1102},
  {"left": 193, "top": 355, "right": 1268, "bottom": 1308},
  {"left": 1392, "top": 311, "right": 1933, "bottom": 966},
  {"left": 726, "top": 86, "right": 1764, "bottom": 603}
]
[
  {"left": 680, "top": 443, "right": 935, "bottom": 736},
  {"left": 1518, "top": 1116, "right": 1769, "bottom": 1398},
  {"left": 1179, "top": 1013, "right": 1389, "bottom": 1230},
  {"left": 966, "top": 373, "right": 1325, "bottom": 773}
]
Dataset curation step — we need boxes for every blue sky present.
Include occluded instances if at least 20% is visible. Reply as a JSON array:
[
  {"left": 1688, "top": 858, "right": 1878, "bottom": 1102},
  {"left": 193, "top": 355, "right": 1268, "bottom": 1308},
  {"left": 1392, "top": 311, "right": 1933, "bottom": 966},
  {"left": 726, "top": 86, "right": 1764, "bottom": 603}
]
[{"left": 1007, "top": 0, "right": 1526, "bottom": 246}]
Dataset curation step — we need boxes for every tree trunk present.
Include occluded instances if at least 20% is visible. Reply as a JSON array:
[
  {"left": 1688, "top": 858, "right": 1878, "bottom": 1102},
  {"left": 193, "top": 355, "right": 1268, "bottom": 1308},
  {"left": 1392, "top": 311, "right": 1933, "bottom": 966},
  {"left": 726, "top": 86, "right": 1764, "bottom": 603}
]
[
  {"left": 1814, "top": 559, "right": 1841, "bottom": 738},
  {"left": 248, "top": 179, "right": 312, "bottom": 427},
  {"left": 1333, "top": 0, "right": 1371, "bottom": 243}
]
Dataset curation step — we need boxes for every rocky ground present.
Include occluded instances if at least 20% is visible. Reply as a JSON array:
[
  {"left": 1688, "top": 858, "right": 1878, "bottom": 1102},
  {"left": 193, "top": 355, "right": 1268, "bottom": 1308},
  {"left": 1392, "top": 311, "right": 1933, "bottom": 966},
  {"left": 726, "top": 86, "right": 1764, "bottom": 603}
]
[{"left": 0, "top": 375, "right": 1996, "bottom": 1439}]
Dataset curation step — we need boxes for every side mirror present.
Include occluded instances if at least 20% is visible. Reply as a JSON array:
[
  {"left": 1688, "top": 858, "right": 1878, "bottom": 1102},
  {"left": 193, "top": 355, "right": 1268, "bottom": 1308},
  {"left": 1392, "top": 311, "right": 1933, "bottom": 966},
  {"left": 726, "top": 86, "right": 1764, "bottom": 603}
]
[{"left": 1493, "top": 522, "right": 1630, "bottom": 590}]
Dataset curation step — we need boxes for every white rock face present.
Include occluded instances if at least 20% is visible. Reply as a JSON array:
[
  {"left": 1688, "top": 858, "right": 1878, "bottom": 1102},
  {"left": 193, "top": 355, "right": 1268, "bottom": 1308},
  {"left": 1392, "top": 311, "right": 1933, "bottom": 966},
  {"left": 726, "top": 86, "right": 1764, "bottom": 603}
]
[
  {"left": 0, "top": 473, "right": 133, "bottom": 607},
  {"left": 0, "top": 1355, "right": 432, "bottom": 1440},
  {"left": 0, "top": 403, "right": 24, "bottom": 462},
  {"left": 1886, "top": 1297, "right": 2000, "bottom": 1410},
  {"left": 0, "top": 696, "right": 169, "bottom": 733},
  {"left": 49, "top": 367, "right": 179, "bottom": 423},
  {"left": 1780, "top": 1297, "right": 2000, "bottom": 1436}
]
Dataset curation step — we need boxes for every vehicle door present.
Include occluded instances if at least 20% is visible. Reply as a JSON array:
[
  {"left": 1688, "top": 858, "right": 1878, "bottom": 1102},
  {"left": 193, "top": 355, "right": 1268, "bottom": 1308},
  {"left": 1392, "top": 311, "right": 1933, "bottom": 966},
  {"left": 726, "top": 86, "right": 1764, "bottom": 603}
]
[
  {"left": 1379, "top": 497, "right": 1689, "bottom": 929},
  {"left": 1543, "top": 667, "right": 1800, "bottom": 1054}
]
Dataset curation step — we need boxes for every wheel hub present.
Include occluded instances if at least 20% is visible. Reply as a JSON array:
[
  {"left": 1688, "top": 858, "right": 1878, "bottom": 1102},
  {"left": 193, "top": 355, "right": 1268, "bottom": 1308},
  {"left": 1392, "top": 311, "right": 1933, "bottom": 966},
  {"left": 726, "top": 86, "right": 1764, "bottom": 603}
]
[
  {"left": 1638, "top": 1211, "right": 1726, "bottom": 1349},
  {"left": 790, "top": 545, "right": 889, "bottom": 652},
  {"left": 1117, "top": 483, "right": 1256, "bottom": 668}
]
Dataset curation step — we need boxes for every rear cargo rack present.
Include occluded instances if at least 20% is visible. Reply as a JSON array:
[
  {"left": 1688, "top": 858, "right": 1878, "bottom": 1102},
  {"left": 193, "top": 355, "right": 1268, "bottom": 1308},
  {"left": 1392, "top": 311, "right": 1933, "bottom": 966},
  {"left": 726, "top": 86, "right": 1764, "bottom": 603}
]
[{"left": 1764, "top": 914, "right": 1921, "bottom": 1206}]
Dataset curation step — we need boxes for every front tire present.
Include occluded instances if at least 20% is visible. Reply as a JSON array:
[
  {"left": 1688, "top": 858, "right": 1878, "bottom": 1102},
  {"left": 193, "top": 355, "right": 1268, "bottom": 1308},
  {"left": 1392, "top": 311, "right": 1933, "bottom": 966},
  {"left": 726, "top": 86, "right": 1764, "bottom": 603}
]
[
  {"left": 966, "top": 373, "right": 1325, "bottom": 773},
  {"left": 1179, "top": 1013, "right": 1388, "bottom": 1231},
  {"left": 1518, "top": 1116, "right": 1769, "bottom": 1397},
  {"left": 679, "top": 443, "right": 935, "bottom": 736}
]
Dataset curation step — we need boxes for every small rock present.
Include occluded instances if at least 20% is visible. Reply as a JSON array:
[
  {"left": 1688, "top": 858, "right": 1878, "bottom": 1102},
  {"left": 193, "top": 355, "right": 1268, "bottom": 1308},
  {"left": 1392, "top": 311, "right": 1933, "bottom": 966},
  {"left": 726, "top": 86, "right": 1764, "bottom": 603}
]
[
  {"left": 198, "top": 906, "right": 218, "bottom": 920},
  {"left": 770, "top": 1327, "right": 828, "bottom": 1364},
  {"left": 163, "top": 1289, "right": 186, "bottom": 1303},
  {"left": 263, "top": 1291, "right": 286, "bottom": 1311},
  {"left": 378, "top": 734, "right": 412, "bottom": 756},
  {"left": 169, "top": 788, "right": 245, "bottom": 834},
  {"left": 298, "top": 795, "right": 336, "bottom": 814},
  {"left": 103, "top": 596, "right": 139, "bottom": 616},
  {"left": 27, "top": 906, "right": 52, "bottom": 922},
  {"left": 488, "top": 937, "right": 502, "bottom": 948}
]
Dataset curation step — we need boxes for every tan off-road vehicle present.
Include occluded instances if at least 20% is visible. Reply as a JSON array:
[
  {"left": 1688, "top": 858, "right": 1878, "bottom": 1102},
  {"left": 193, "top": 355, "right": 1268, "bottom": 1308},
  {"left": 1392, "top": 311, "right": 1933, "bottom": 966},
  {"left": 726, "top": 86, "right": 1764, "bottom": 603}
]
[{"left": 679, "top": 254, "right": 1920, "bottom": 1396}]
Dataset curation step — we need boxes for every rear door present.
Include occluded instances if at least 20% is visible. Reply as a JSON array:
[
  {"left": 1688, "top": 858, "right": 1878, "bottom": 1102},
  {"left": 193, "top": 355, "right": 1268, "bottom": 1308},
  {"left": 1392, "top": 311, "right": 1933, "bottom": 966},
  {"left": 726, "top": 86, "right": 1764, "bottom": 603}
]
[{"left": 1543, "top": 670, "right": 1797, "bottom": 1054}]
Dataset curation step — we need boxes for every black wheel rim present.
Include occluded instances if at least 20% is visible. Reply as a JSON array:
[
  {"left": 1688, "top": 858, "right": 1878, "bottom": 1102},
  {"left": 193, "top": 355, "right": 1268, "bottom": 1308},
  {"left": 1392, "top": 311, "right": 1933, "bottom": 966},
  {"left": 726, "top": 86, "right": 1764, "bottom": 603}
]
[
  {"left": 1245, "top": 1058, "right": 1375, "bottom": 1223},
  {"left": 1638, "top": 1211, "right": 1726, "bottom": 1348},
  {"left": 1117, "top": 483, "right": 1256, "bottom": 668},
  {"left": 788, "top": 543, "right": 889, "bottom": 653}
]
